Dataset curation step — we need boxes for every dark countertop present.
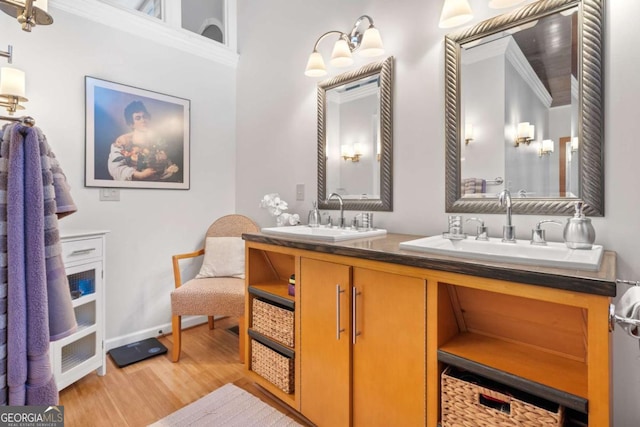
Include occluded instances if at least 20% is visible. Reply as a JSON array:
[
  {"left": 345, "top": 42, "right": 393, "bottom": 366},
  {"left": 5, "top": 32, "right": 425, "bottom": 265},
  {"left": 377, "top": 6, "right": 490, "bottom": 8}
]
[{"left": 243, "top": 232, "right": 616, "bottom": 297}]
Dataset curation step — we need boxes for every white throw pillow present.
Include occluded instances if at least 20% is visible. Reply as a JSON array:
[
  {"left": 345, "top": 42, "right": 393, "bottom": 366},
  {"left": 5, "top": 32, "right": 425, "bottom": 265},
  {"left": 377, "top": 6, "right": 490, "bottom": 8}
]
[{"left": 196, "top": 237, "right": 245, "bottom": 279}]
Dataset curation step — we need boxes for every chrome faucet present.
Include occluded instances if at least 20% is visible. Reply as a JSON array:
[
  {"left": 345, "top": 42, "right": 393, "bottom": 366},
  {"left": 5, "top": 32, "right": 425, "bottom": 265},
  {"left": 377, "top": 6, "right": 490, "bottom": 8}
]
[
  {"left": 327, "top": 193, "right": 345, "bottom": 228},
  {"left": 498, "top": 189, "right": 516, "bottom": 243}
]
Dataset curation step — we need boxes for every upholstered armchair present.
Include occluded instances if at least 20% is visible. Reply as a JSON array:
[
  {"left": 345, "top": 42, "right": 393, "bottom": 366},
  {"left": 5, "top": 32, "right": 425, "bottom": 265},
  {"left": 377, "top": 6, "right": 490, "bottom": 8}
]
[{"left": 170, "top": 214, "right": 259, "bottom": 362}]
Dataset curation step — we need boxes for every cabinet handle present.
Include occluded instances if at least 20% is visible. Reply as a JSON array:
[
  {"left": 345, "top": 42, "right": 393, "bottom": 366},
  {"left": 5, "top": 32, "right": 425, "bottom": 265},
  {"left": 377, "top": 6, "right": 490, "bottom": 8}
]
[
  {"left": 336, "top": 284, "right": 346, "bottom": 340},
  {"left": 70, "top": 248, "right": 96, "bottom": 256},
  {"left": 352, "top": 287, "right": 361, "bottom": 344}
]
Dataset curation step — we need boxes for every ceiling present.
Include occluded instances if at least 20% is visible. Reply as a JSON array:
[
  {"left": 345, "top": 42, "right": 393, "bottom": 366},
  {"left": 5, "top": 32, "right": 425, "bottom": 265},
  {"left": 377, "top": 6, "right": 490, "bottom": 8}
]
[{"left": 512, "top": 11, "right": 577, "bottom": 107}]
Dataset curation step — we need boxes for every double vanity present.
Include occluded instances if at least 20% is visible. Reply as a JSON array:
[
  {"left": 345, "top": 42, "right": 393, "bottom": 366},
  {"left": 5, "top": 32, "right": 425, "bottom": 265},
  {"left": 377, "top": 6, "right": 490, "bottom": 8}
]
[
  {"left": 242, "top": 230, "right": 615, "bottom": 426},
  {"left": 252, "top": 0, "right": 609, "bottom": 423}
]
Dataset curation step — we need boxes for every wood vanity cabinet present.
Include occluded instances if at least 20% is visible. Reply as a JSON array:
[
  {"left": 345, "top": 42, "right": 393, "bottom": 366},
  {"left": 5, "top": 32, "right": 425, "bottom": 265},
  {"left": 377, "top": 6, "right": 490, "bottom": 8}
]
[
  {"left": 299, "top": 258, "right": 426, "bottom": 426},
  {"left": 244, "top": 235, "right": 615, "bottom": 427}
]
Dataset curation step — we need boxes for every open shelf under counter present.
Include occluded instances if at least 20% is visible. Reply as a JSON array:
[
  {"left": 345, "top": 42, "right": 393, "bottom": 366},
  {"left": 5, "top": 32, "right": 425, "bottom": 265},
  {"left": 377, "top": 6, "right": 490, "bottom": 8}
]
[
  {"left": 248, "top": 281, "right": 294, "bottom": 309},
  {"left": 438, "top": 332, "right": 588, "bottom": 412}
]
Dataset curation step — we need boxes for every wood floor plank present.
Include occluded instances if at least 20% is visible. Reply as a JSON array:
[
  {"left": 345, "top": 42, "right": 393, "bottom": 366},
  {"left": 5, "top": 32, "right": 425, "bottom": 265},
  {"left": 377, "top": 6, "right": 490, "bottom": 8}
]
[{"left": 59, "top": 317, "right": 311, "bottom": 427}]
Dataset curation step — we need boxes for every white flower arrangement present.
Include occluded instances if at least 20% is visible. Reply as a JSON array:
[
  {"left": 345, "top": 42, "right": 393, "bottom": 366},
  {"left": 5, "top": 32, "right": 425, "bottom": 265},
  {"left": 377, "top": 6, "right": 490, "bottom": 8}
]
[
  {"left": 260, "top": 193, "right": 288, "bottom": 216},
  {"left": 260, "top": 193, "right": 300, "bottom": 226}
]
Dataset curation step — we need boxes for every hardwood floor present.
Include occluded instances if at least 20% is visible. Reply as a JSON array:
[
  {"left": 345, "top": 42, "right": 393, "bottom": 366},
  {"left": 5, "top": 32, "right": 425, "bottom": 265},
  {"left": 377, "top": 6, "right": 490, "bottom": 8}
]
[{"left": 59, "top": 317, "right": 311, "bottom": 426}]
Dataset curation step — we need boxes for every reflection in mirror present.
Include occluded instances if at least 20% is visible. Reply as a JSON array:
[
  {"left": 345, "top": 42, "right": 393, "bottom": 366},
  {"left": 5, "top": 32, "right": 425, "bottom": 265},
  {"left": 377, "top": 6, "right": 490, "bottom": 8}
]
[
  {"left": 318, "top": 57, "right": 393, "bottom": 211},
  {"left": 461, "top": 7, "right": 579, "bottom": 199},
  {"left": 326, "top": 75, "right": 380, "bottom": 199},
  {"left": 445, "top": 0, "right": 604, "bottom": 216}
]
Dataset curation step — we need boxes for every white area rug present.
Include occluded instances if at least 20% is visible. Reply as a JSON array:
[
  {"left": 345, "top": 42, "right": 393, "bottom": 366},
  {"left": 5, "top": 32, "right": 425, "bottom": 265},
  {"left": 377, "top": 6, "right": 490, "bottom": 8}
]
[{"left": 149, "top": 383, "right": 302, "bottom": 427}]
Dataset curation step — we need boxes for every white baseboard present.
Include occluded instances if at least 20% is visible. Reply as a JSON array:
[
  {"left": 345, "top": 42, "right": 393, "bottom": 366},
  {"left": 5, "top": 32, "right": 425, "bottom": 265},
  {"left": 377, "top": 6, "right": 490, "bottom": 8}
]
[{"left": 104, "top": 315, "right": 208, "bottom": 351}]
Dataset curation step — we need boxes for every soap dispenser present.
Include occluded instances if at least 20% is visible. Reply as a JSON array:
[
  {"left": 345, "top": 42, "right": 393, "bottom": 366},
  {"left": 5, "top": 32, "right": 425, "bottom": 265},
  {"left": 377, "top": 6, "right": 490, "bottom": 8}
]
[{"left": 563, "top": 201, "right": 596, "bottom": 249}]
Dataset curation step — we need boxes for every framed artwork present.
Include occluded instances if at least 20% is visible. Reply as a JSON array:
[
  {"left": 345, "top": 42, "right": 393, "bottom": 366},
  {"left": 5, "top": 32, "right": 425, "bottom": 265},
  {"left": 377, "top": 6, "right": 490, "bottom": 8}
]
[{"left": 85, "top": 76, "right": 190, "bottom": 189}]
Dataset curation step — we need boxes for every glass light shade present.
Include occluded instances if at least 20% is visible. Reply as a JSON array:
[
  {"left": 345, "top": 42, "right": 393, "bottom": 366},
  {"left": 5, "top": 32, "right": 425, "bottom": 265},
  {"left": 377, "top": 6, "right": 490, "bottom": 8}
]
[
  {"left": 528, "top": 124, "right": 535, "bottom": 139},
  {"left": 517, "top": 122, "right": 530, "bottom": 138},
  {"left": 0, "top": 67, "right": 26, "bottom": 97},
  {"left": 465, "top": 123, "right": 474, "bottom": 140},
  {"left": 439, "top": 0, "right": 473, "bottom": 29},
  {"left": 353, "top": 142, "right": 364, "bottom": 156},
  {"left": 542, "top": 139, "right": 554, "bottom": 153},
  {"left": 330, "top": 39, "right": 354, "bottom": 67},
  {"left": 489, "top": 0, "right": 526, "bottom": 9},
  {"left": 359, "top": 27, "right": 384, "bottom": 57},
  {"left": 341, "top": 144, "right": 353, "bottom": 158},
  {"left": 571, "top": 136, "right": 579, "bottom": 151},
  {"left": 305, "top": 51, "right": 327, "bottom": 77},
  {"left": 34, "top": 0, "right": 48, "bottom": 12}
]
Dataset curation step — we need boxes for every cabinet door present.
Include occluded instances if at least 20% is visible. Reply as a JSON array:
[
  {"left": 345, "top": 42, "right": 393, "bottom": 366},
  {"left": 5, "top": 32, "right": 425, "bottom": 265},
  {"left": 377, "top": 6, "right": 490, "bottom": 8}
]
[
  {"left": 300, "top": 258, "right": 351, "bottom": 426},
  {"left": 352, "top": 268, "right": 426, "bottom": 426}
]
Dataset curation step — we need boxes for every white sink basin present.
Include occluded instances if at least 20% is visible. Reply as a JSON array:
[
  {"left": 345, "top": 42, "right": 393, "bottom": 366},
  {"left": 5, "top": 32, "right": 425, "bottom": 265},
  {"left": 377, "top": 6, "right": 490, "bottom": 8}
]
[
  {"left": 399, "top": 235, "right": 604, "bottom": 271},
  {"left": 261, "top": 225, "right": 387, "bottom": 242}
]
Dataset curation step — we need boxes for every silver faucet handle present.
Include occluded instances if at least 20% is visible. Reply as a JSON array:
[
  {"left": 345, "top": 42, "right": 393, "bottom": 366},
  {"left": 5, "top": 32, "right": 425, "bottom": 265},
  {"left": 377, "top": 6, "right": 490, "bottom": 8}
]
[
  {"left": 530, "top": 220, "right": 563, "bottom": 245},
  {"left": 466, "top": 217, "right": 489, "bottom": 241}
]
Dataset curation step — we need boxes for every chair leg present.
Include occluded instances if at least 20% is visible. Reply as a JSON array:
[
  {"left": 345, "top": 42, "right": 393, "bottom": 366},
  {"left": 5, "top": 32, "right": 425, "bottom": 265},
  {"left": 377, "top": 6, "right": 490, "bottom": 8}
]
[
  {"left": 208, "top": 316, "right": 215, "bottom": 330},
  {"left": 239, "top": 315, "right": 245, "bottom": 364},
  {"left": 172, "top": 315, "right": 181, "bottom": 362}
]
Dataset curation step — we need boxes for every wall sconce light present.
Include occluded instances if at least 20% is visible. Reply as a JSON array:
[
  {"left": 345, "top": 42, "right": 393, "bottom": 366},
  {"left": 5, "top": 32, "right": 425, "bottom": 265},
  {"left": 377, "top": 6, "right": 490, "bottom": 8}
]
[
  {"left": 515, "top": 122, "right": 534, "bottom": 146},
  {"left": 539, "top": 139, "right": 554, "bottom": 157},
  {"left": 488, "top": 0, "right": 526, "bottom": 9},
  {"left": 341, "top": 143, "right": 363, "bottom": 162},
  {"left": 465, "top": 123, "right": 474, "bottom": 145},
  {"left": 305, "top": 15, "right": 384, "bottom": 77},
  {"left": 0, "top": 45, "right": 27, "bottom": 115},
  {"left": 0, "top": 0, "right": 53, "bottom": 32},
  {"left": 571, "top": 136, "right": 579, "bottom": 153},
  {"left": 439, "top": 0, "right": 473, "bottom": 29}
]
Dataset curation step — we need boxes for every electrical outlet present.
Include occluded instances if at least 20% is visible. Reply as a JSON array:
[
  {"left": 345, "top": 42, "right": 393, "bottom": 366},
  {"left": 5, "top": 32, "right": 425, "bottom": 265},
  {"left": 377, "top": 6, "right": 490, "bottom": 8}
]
[
  {"left": 296, "top": 183, "right": 305, "bottom": 201},
  {"left": 99, "top": 188, "right": 120, "bottom": 201}
]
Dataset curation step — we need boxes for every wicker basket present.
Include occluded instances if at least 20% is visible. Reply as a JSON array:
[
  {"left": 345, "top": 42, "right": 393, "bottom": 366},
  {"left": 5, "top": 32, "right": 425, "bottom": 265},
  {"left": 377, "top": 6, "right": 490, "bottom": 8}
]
[
  {"left": 252, "top": 299, "right": 294, "bottom": 347},
  {"left": 441, "top": 366, "right": 564, "bottom": 427},
  {"left": 251, "top": 340, "right": 294, "bottom": 394}
]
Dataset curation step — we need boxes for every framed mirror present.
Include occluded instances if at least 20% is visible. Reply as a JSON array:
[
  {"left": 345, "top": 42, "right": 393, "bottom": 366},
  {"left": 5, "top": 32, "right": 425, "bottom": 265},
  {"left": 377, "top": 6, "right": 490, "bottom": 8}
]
[
  {"left": 317, "top": 56, "right": 394, "bottom": 211},
  {"left": 445, "top": 0, "right": 604, "bottom": 216}
]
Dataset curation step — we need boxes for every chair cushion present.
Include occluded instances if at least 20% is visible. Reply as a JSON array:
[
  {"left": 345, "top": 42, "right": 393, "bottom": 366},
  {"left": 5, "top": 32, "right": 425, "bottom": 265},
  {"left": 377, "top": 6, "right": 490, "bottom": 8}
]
[
  {"left": 196, "top": 236, "right": 245, "bottom": 279},
  {"left": 171, "top": 276, "right": 245, "bottom": 317}
]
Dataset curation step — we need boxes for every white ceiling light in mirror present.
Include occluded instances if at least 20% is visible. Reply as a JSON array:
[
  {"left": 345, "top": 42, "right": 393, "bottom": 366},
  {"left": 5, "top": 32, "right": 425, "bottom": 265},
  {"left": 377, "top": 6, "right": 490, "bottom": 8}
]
[
  {"left": 305, "top": 15, "right": 385, "bottom": 77},
  {"left": 439, "top": 0, "right": 473, "bottom": 29}
]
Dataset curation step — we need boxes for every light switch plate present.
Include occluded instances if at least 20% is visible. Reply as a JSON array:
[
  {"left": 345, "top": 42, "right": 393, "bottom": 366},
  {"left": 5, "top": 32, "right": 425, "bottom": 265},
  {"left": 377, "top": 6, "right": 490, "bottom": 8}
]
[
  {"left": 99, "top": 188, "right": 120, "bottom": 201},
  {"left": 296, "top": 183, "right": 305, "bottom": 201}
]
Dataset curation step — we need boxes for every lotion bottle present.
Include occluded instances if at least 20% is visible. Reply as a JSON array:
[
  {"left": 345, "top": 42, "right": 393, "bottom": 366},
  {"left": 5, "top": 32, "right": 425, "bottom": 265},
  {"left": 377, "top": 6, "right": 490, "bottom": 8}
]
[{"left": 563, "top": 201, "right": 596, "bottom": 249}]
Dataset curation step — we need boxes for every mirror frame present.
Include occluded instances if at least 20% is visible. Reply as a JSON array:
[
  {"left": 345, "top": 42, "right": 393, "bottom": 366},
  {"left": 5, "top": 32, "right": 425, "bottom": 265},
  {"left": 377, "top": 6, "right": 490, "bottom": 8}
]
[
  {"left": 317, "top": 56, "right": 394, "bottom": 212},
  {"left": 444, "top": 0, "right": 604, "bottom": 216}
]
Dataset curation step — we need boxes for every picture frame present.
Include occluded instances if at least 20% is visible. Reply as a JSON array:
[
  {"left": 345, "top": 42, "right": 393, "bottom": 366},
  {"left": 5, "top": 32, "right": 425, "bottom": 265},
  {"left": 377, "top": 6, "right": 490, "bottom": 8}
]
[{"left": 85, "top": 76, "right": 190, "bottom": 190}]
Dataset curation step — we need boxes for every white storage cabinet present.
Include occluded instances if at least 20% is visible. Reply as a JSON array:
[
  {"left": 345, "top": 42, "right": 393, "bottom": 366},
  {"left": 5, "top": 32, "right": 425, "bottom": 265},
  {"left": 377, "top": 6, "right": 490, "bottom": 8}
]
[{"left": 50, "top": 231, "right": 108, "bottom": 390}]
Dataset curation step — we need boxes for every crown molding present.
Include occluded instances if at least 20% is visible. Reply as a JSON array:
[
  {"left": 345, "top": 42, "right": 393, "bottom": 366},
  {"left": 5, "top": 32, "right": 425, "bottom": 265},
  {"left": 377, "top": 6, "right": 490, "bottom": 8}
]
[
  {"left": 462, "top": 36, "right": 552, "bottom": 108},
  {"left": 504, "top": 37, "right": 552, "bottom": 108}
]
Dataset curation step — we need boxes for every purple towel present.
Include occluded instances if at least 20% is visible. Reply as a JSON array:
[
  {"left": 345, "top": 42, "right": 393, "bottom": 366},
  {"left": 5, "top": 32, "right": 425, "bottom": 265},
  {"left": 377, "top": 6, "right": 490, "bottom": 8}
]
[{"left": 0, "top": 124, "right": 77, "bottom": 405}]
